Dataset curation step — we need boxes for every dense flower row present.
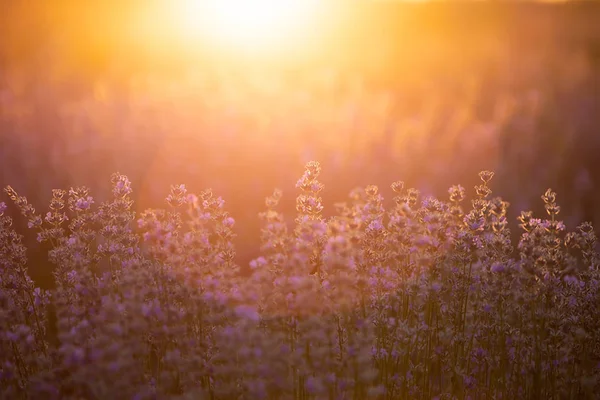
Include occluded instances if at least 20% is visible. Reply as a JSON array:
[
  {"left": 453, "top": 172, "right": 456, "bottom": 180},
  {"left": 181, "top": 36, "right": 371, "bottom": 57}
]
[{"left": 1, "top": 162, "right": 599, "bottom": 399}]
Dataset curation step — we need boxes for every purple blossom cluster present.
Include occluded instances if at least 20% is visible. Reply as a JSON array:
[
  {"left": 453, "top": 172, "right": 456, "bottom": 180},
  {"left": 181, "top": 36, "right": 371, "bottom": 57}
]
[{"left": 1, "top": 162, "right": 599, "bottom": 399}]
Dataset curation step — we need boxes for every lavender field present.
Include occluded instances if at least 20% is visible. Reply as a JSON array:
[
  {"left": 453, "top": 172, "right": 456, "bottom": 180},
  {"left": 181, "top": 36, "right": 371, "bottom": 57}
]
[{"left": 0, "top": 1, "right": 599, "bottom": 399}]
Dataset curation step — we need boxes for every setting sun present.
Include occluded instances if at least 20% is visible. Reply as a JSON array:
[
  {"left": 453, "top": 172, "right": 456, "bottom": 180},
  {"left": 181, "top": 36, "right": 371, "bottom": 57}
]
[{"left": 176, "top": 0, "right": 321, "bottom": 50}]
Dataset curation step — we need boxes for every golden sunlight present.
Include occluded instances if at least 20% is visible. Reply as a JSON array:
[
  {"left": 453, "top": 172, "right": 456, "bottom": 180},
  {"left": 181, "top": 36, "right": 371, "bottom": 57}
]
[{"left": 176, "top": 0, "right": 321, "bottom": 50}]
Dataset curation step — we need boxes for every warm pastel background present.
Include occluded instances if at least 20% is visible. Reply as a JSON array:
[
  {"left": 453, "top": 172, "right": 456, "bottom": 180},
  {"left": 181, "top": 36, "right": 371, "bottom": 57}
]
[{"left": 1, "top": 1, "right": 599, "bottom": 281}]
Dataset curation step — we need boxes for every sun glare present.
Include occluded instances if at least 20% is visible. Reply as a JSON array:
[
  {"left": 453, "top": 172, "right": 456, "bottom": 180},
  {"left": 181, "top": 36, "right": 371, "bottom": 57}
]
[{"left": 176, "top": 0, "right": 321, "bottom": 50}]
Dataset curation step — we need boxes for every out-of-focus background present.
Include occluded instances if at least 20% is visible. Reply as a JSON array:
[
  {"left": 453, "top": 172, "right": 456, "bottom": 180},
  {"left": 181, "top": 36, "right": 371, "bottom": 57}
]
[{"left": 1, "top": 1, "right": 599, "bottom": 278}]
